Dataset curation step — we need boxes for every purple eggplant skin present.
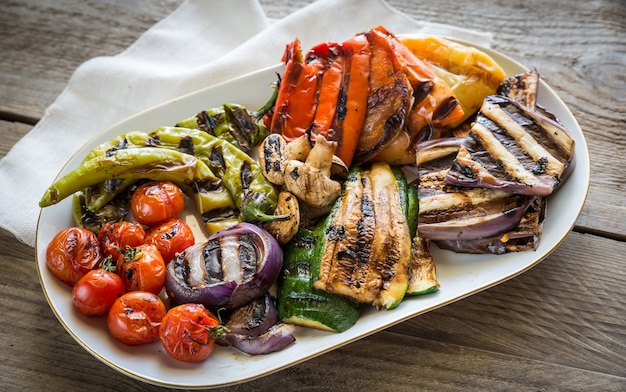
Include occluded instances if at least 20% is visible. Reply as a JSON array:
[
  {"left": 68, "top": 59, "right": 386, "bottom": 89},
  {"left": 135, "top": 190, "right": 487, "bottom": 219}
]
[
  {"left": 435, "top": 196, "right": 547, "bottom": 254},
  {"left": 417, "top": 199, "right": 531, "bottom": 241},
  {"left": 166, "top": 222, "right": 283, "bottom": 310},
  {"left": 224, "top": 323, "right": 296, "bottom": 355}
]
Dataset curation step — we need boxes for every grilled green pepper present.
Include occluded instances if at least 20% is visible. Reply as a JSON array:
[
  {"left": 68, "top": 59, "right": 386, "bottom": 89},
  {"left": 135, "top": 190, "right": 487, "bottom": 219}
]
[
  {"left": 41, "top": 126, "right": 282, "bottom": 226},
  {"left": 39, "top": 147, "right": 239, "bottom": 234},
  {"left": 175, "top": 86, "right": 278, "bottom": 153},
  {"left": 147, "top": 126, "right": 281, "bottom": 222}
]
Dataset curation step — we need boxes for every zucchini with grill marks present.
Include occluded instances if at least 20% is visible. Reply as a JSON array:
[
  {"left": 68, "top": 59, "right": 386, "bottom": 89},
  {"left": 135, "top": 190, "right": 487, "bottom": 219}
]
[
  {"left": 277, "top": 227, "right": 361, "bottom": 333},
  {"left": 406, "top": 235, "right": 440, "bottom": 296},
  {"left": 313, "top": 162, "right": 412, "bottom": 310}
]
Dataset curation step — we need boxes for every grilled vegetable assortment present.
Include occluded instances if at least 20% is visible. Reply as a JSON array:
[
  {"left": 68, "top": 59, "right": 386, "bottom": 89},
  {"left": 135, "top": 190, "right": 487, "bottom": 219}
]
[{"left": 38, "top": 25, "right": 577, "bottom": 365}]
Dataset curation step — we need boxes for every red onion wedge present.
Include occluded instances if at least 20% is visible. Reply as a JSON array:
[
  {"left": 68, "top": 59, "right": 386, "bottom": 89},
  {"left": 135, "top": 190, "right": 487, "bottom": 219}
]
[
  {"left": 216, "top": 293, "right": 296, "bottom": 355},
  {"left": 225, "top": 293, "right": 279, "bottom": 336},
  {"left": 166, "top": 222, "right": 283, "bottom": 310},
  {"left": 224, "top": 323, "right": 296, "bottom": 355}
]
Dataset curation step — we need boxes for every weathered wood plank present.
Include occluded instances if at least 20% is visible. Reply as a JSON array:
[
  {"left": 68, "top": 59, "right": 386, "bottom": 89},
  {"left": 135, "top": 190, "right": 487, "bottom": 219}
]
[{"left": 389, "top": 231, "right": 626, "bottom": 377}]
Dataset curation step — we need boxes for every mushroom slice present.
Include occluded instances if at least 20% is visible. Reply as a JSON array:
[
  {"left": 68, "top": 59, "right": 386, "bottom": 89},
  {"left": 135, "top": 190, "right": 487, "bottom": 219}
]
[
  {"left": 264, "top": 191, "right": 300, "bottom": 245},
  {"left": 284, "top": 160, "right": 341, "bottom": 208},
  {"left": 259, "top": 134, "right": 288, "bottom": 185},
  {"left": 330, "top": 155, "right": 349, "bottom": 182},
  {"left": 283, "top": 134, "right": 342, "bottom": 208},
  {"left": 284, "top": 132, "right": 313, "bottom": 162},
  {"left": 305, "top": 134, "right": 337, "bottom": 176}
]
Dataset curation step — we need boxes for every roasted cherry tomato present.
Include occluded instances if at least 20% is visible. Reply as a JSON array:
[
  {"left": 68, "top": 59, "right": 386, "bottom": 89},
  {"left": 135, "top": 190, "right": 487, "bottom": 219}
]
[
  {"left": 107, "top": 291, "right": 166, "bottom": 345},
  {"left": 98, "top": 221, "right": 145, "bottom": 262},
  {"left": 144, "top": 218, "right": 195, "bottom": 264},
  {"left": 159, "top": 303, "right": 229, "bottom": 362},
  {"left": 72, "top": 258, "right": 125, "bottom": 317},
  {"left": 131, "top": 181, "right": 185, "bottom": 226},
  {"left": 118, "top": 244, "right": 166, "bottom": 294},
  {"left": 46, "top": 227, "right": 102, "bottom": 286}
]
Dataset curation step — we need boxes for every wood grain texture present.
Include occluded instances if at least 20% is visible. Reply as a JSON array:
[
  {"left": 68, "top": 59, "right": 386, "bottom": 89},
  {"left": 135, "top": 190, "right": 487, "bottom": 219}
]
[
  {"left": 0, "top": 0, "right": 625, "bottom": 391},
  {"left": 0, "top": 0, "right": 184, "bottom": 123}
]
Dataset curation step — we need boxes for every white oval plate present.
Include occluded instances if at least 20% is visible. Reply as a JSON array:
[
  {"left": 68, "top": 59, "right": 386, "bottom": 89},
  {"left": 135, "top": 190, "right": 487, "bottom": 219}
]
[{"left": 36, "top": 38, "right": 590, "bottom": 389}]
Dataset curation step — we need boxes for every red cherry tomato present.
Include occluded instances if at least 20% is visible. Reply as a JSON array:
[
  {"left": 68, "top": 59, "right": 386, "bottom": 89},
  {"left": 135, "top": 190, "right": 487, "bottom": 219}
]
[
  {"left": 118, "top": 244, "right": 166, "bottom": 294},
  {"left": 46, "top": 227, "right": 102, "bottom": 286},
  {"left": 107, "top": 291, "right": 166, "bottom": 345},
  {"left": 98, "top": 221, "right": 145, "bottom": 262},
  {"left": 131, "top": 181, "right": 185, "bottom": 226},
  {"left": 144, "top": 218, "right": 195, "bottom": 264},
  {"left": 159, "top": 303, "right": 228, "bottom": 362},
  {"left": 72, "top": 260, "right": 125, "bottom": 317}
]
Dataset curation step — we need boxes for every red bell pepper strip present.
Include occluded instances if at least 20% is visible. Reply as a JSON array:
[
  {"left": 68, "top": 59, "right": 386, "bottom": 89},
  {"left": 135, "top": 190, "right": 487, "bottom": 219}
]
[{"left": 270, "top": 39, "right": 323, "bottom": 142}]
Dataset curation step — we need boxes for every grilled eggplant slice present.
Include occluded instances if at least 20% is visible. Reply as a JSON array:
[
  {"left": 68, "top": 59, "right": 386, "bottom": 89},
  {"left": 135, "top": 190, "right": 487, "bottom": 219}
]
[
  {"left": 416, "top": 70, "right": 553, "bottom": 254},
  {"left": 416, "top": 137, "right": 534, "bottom": 241},
  {"left": 445, "top": 94, "right": 575, "bottom": 196},
  {"left": 436, "top": 196, "right": 546, "bottom": 254}
]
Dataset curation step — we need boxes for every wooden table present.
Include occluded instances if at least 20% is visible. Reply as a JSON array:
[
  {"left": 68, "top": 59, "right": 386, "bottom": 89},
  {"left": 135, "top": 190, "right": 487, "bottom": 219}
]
[{"left": 1, "top": 0, "right": 624, "bottom": 390}]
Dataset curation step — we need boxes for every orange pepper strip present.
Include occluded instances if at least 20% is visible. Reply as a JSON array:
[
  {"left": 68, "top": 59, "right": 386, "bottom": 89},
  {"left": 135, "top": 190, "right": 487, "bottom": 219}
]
[
  {"left": 374, "top": 26, "right": 465, "bottom": 140},
  {"left": 271, "top": 39, "right": 323, "bottom": 142},
  {"left": 330, "top": 33, "right": 371, "bottom": 167},
  {"left": 307, "top": 41, "right": 344, "bottom": 138}
]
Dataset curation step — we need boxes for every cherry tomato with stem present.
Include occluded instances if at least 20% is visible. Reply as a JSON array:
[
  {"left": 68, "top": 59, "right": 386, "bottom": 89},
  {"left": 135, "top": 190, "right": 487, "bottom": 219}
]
[
  {"left": 107, "top": 290, "right": 167, "bottom": 345},
  {"left": 46, "top": 227, "right": 102, "bottom": 286},
  {"left": 98, "top": 220, "right": 145, "bottom": 262},
  {"left": 72, "top": 257, "right": 125, "bottom": 317},
  {"left": 159, "top": 303, "right": 229, "bottom": 362},
  {"left": 144, "top": 218, "right": 195, "bottom": 264},
  {"left": 118, "top": 244, "right": 166, "bottom": 294},
  {"left": 131, "top": 181, "right": 185, "bottom": 226}
]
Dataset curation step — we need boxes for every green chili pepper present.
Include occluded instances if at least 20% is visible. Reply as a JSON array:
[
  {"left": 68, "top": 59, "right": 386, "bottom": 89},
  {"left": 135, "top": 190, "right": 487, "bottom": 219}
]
[
  {"left": 72, "top": 187, "right": 135, "bottom": 233},
  {"left": 175, "top": 85, "right": 277, "bottom": 153},
  {"left": 148, "top": 126, "right": 283, "bottom": 223},
  {"left": 80, "top": 131, "right": 159, "bottom": 211},
  {"left": 40, "top": 147, "right": 240, "bottom": 234}
]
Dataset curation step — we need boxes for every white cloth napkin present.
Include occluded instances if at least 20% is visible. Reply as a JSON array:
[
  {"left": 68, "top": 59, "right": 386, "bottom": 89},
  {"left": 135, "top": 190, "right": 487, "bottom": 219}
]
[{"left": 0, "top": 0, "right": 491, "bottom": 247}]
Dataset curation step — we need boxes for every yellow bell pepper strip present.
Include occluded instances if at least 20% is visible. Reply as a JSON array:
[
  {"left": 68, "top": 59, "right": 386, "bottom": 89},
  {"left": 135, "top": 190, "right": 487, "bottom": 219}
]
[{"left": 398, "top": 35, "right": 506, "bottom": 127}]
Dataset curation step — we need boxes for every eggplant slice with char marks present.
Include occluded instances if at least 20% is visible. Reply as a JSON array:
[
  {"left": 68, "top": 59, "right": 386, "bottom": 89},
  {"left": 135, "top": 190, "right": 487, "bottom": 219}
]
[
  {"left": 416, "top": 69, "right": 560, "bottom": 254},
  {"left": 444, "top": 85, "right": 575, "bottom": 196}
]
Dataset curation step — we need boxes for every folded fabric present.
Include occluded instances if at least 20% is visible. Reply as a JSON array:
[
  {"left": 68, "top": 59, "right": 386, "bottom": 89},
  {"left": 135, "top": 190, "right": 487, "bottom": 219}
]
[{"left": 0, "top": 0, "right": 491, "bottom": 247}]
